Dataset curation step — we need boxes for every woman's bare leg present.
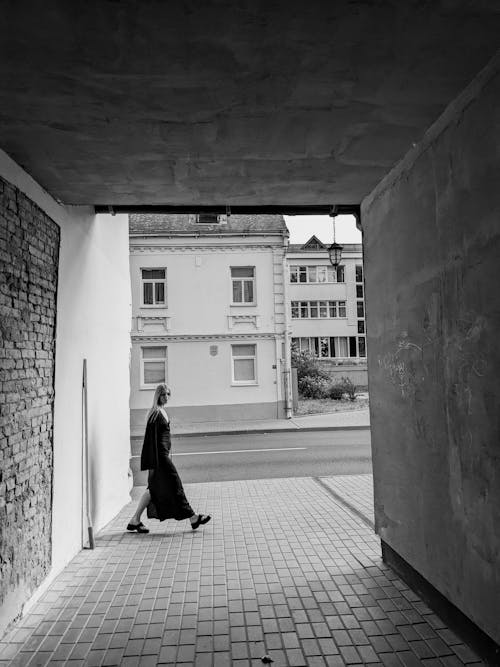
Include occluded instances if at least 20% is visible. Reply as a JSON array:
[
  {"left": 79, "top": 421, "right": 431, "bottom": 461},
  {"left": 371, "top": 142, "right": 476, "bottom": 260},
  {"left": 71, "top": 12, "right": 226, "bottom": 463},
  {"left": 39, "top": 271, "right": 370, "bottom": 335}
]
[{"left": 130, "top": 490, "right": 151, "bottom": 525}]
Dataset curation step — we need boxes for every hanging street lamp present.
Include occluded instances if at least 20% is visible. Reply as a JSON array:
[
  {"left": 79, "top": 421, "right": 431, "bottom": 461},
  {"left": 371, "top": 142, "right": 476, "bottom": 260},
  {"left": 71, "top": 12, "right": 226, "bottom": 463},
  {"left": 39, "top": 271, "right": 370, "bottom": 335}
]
[{"left": 328, "top": 206, "right": 343, "bottom": 268}]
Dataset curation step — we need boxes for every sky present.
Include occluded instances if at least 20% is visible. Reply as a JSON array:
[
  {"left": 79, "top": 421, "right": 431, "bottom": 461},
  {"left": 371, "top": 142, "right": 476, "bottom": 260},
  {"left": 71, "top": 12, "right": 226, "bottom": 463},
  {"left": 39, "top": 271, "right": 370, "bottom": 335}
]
[{"left": 284, "top": 215, "right": 361, "bottom": 245}]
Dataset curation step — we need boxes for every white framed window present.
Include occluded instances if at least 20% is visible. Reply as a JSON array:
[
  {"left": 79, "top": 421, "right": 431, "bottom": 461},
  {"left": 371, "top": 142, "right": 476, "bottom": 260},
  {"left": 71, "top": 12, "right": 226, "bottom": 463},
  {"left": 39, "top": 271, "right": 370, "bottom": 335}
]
[
  {"left": 317, "top": 266, "right": 328, "bottom": 283},
  {"left": 291, "top": 300, "right": 347, "bottom": 319},
  {"left": 141, "top": 268, "right": 166, "bottom": 306},
  {"left": 231, "top": 344, "right": 257, "bottom": 384},
  {"left": 292, "top": 336, "right": 359, "bottom": 359},
  {"left": 231, "top": 267, "right": 255, "bottom": 304},
  {"left": 141, "top": 346, "right": 167, "bottom": 387},
  {"left": 289, "top": 265, "right": 345, "bottom": 283}
]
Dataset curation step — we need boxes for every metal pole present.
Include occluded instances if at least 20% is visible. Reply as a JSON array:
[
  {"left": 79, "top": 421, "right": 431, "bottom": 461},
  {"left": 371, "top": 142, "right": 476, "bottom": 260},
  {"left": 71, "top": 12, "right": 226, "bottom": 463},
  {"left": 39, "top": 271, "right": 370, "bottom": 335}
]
[{"left": 82, "top": 359, "right": 95, "bottom": 549}]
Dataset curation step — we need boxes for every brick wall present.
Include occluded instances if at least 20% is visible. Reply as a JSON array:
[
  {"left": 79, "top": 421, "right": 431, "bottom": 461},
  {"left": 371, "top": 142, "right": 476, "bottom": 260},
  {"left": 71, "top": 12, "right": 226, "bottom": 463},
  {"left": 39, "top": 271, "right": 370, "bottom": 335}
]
[{"left": 0, "top": 175, "right": 59, "bottom": 631}]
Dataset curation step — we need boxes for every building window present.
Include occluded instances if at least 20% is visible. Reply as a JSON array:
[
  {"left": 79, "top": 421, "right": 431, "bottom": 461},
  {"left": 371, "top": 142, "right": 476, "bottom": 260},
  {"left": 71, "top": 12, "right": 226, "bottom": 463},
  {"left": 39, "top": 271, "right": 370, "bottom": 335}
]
[
  {"left": 357, "top": 320, "right": 365, "bottom": 334},
  {"left": 358, "top": 336, "right": 366, "bottom": 357},
  {"left": 289, "top": 265, "right": 345, "bottom": 283},
  {"left": 357, "top": 301, "right": 365, "bottom": 318},
  {"left": 187, "top": 213, "right": 228, "bottom": 224},
  {"left": 141, "top": 268, "right": 166, "bottom": 306},
  {"left": 292, "top": 336, "right": 358, "bottom": 359},
  {"left": 349, "top": 337, "right": 357, "bottom": 358},
  {"left": 141, "top": 346, "right": 167, "bottom": 386},
  {"left": 232, "top": 344, "right": 257, "bottom": 383},
  {"left": 231, "top": 267, "right": 255, "bottom": 304},
  {"left": 355, "top": 265, "right": 363, "bottom": 283},
  {"left": 356, "top": 284, "right": 364, "bottom": 299},
  {"left": 196, "top": 213, "right": 219, "bottom": 224},
  {"left": 291, "top": 300, "right": 346, "bottom": 318}
]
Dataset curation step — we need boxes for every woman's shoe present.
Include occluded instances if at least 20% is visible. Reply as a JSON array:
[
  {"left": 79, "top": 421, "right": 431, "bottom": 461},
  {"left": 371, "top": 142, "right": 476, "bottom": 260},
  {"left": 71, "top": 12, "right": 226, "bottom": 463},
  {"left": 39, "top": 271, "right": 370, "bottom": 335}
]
[
  {"left": 126, "top": 521, "right": 149, "bottom": 533},
  {"left": 191, "top": 514, "right": 211, "bottom": 530}
]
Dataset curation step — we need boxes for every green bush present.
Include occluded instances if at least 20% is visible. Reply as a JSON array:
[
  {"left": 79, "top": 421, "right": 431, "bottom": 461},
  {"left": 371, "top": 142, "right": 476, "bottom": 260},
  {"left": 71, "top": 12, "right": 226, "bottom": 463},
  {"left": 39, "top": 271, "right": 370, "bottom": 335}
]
[
  {"left": 298, "top": 375, "right": 330, "bottom": 399},
  {"left": 291, "top": 346, "right": 329, "bottom": 382},
  {"left": 328, "top": 383, "right": 344, "bottom": 400},
  {"left": 339, "top": 376, "right": 357, "bottom": 401}
]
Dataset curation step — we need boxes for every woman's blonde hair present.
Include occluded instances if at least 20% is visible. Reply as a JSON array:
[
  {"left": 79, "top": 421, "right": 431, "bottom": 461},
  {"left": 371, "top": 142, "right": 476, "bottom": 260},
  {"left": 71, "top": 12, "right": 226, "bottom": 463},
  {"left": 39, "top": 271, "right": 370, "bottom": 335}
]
[{"left": 148, "top": 382, "right": 171, "bottom": 420}]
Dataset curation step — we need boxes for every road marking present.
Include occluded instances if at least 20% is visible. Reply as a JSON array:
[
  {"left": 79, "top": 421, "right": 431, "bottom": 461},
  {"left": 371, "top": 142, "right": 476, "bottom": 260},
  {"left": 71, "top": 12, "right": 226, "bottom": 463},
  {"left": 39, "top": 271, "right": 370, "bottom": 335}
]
[{"left": 175, "top": 447, "right": 307, "bottom": 456}]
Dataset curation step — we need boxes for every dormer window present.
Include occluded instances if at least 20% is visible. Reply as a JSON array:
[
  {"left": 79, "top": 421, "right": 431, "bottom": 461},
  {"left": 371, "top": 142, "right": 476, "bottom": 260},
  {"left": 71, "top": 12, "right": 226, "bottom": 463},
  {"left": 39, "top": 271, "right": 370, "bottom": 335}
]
[
  {"left": 190, "top": 213, "right": 228, "bottom": 225},
  {"left": 197, "top": 213, "right": 219, "bottom": 224}
]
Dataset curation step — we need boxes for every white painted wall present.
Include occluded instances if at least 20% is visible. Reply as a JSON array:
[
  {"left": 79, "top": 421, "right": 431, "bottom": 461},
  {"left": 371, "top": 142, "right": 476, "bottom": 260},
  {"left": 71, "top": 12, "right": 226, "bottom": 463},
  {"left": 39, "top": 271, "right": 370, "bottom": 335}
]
[
  {"left": 130, "top": 338, "right": 279, "bottom": 410},
  {"left": 0, "top": 149, "right": 131, "bottom": 580},
  {"left": 129, "top": 236, "right": 286, "bottom": 417},
  {"left": 129, "top": 240, "right": 279, "bottom": 334}
]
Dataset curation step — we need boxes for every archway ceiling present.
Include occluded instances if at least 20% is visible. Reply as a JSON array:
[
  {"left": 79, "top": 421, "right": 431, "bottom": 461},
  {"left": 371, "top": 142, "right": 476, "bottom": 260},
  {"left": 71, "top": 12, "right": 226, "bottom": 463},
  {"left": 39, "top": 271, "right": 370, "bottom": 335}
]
[{"left": 1, "top": 1, "right": 499, "bottom": 207}]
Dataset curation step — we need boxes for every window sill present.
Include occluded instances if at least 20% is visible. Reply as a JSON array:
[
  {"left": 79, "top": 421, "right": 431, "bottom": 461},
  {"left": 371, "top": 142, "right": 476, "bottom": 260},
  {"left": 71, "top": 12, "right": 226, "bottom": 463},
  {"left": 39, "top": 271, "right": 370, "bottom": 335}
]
[
  {"left": 140, "top": 304, "right": 168, "bottom": 309},
  {"left": 230, "top": 302, "right": 257, "bottom": 307},
  {"left": 231, "top": 381, "right": 258, "bottom": 387}
]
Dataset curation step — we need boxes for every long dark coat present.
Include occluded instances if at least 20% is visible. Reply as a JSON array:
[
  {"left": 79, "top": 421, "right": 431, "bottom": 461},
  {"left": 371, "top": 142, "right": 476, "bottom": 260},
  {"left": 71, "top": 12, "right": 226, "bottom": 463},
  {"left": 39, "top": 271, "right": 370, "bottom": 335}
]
[{"left": 140, "top": 410, "right": 193, "bottom": 521}]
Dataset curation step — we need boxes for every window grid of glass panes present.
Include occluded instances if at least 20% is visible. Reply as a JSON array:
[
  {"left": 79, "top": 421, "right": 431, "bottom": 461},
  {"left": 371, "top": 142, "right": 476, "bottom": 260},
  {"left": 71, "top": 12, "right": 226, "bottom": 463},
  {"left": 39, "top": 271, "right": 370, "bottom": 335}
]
[
  {"left": 141, "top": 346, "right": 167, "bottom": 385},
  {"left": 231, "top": 267, "right": 255, "bottom": 304},
  {"left": 291, "top": 300, "right": 347, "bottom": 319},
  {"left": 289, "top": 265, "right": 345, "bottom": 283},
  {"left": 292, "top": 336, "right": 362, "bottom": 359},
  {"left": 231, "top": 344, "right": 257, "bottom": 383},
  {"left": 355, "top": 264, "right": 366, "bottom": 357},
  {"left": 141, "top": 268, "right": 166, "bottom": 306}
]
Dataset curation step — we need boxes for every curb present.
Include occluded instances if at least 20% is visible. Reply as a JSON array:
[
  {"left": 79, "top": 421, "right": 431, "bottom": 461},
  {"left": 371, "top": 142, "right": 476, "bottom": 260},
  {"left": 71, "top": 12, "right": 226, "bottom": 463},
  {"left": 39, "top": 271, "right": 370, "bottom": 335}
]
[
  {"left": 171, "top": 424, "right": 371, "bottom": 438},
  {"left": 130, "top": 421, "right": 371, "bottom": 440}
]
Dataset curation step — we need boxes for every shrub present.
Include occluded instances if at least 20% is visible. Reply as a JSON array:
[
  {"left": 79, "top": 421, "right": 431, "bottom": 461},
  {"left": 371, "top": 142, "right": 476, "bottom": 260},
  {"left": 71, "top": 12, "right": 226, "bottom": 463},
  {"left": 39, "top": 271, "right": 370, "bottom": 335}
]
[
  {"left": 291, "top": 346, "right": 329, "bottom": 382},
  {"left": 328, "top": 383, "right": 344, "bottom": 400},
  {"left": 339, "top": 376, "right": 357, "bottom": 401},
  {"left": 298, "top": 375, "right": 330, "bottom": 399}
]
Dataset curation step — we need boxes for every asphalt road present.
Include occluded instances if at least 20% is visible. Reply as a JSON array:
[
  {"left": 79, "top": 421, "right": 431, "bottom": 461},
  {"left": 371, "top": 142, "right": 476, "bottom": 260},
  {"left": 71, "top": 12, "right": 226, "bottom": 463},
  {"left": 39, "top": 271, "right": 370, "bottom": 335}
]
[{"left": 167, "top": 429, "right": 372, "bottom": 483}]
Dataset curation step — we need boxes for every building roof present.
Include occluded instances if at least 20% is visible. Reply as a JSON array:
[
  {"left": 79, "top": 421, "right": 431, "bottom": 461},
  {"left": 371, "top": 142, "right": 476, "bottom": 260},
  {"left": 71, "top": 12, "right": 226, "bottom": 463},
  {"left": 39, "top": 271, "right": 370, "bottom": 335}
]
[
  {"left": 287, "top": 242, "right": 363, "bottom": 254},
  {"left": 129, "top": 213, "right": 288, "bottom": 237}
]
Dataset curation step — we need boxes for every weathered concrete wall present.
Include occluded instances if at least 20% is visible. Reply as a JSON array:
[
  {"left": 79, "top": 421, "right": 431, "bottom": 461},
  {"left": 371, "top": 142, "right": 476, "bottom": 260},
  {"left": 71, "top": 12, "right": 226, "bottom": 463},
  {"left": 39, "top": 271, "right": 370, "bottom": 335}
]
[
  {"left": 2, "top": 3, "right": 500, "bottom": 206},
  {"left": 362, "top": 59, "right": 500, "bottom": 642},
  {"left": 0, "top": 175, "right": 59, "bottom": 636}
]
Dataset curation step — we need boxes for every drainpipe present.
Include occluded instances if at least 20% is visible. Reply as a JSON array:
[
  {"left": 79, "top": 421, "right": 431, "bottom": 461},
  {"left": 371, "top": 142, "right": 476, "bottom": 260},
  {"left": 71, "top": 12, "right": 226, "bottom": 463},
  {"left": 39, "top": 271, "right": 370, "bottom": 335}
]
[{"left": 281, "top": 238, "right": 293, "bottom": 419}]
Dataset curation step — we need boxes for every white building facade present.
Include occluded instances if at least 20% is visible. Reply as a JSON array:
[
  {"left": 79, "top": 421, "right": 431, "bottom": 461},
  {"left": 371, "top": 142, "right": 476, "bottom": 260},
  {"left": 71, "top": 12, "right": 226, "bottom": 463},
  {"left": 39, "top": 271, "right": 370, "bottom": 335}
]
[
  {"left": 286, "top": 237, "right": 367, "bottom": 385},
  {"left": 129, "top": 214, "right": 292, "bottom": 431}
]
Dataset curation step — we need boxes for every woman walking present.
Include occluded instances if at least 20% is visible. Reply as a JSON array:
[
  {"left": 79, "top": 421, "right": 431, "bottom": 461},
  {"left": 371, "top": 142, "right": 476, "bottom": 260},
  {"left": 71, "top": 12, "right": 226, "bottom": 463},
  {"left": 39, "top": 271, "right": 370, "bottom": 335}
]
[{"left": 127, "top": 383, "right": 211, "bottom": 533}]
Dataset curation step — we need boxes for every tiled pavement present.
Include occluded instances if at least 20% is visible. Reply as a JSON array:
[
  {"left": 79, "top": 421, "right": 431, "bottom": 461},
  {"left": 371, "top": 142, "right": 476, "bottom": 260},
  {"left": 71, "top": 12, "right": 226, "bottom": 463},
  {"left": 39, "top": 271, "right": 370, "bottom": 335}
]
[{"left": 0, "top": 475, "right": 484, "bottom": 666}]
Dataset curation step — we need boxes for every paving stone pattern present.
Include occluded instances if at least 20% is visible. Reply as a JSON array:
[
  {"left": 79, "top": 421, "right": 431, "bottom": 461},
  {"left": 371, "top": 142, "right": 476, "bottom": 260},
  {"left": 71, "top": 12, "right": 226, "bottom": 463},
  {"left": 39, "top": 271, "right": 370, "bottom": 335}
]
[
  {"left": 318, "top": 476, "right": 375, "bottom": 528},
  {"left": 0, "top": 476, "right": 484, "bottom": 666}
]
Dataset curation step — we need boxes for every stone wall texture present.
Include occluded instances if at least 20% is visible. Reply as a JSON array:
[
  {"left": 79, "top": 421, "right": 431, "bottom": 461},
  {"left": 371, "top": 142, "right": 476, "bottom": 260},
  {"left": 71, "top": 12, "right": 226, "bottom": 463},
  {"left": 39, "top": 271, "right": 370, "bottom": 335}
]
[
  {"left": 362, "top": 67, "right": 500, "bottom": 643},
  {"left": 0, "top": 175, "right": 59, "bottom": 632}
]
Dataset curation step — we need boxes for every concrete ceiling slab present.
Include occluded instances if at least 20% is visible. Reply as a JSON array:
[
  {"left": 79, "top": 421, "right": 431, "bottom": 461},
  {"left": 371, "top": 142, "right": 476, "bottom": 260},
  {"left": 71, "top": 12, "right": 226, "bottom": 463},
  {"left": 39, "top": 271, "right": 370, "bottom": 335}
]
[{"left": 1, "top": 1, "right": 499, "bottom": 206}]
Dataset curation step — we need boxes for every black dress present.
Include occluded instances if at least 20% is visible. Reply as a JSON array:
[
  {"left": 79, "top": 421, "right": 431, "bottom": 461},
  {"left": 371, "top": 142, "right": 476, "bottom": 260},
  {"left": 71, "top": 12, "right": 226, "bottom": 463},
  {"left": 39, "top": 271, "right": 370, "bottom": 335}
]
[{"left": 140, "top": 410, "right": 194, "bottom": 521}]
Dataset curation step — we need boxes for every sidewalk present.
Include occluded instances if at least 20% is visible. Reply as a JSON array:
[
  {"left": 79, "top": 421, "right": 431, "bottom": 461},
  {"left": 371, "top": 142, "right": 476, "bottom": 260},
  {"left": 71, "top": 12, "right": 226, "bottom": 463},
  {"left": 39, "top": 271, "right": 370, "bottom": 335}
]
[
  {"left": 133, "top": 409, "right": 371, "bottom": 439},
  {"left": 0, "top": 474, "right": 484, "bottom": 667}
]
